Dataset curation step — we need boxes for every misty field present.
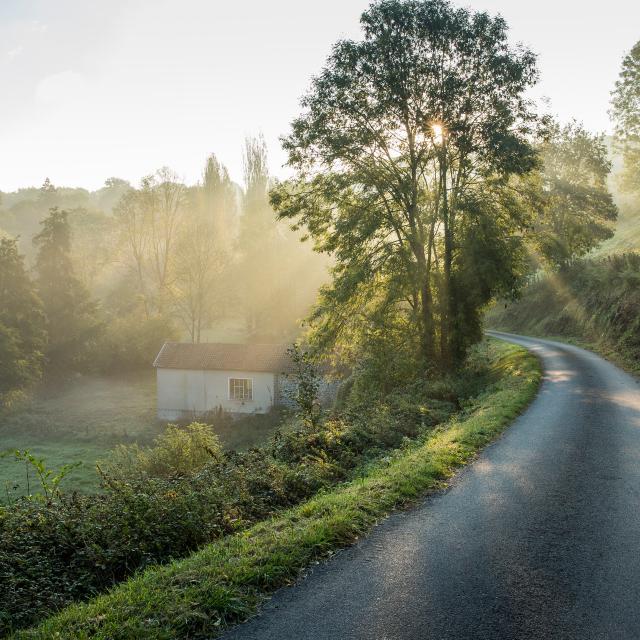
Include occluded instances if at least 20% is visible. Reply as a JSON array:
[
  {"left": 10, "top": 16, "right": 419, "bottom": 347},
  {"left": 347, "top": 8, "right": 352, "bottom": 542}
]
[
  {"left": 0, "top": 371, "right": 285, "bottom": 500},
  {"left": 0, "top": 371, "right": 158, "bottom": 498}
]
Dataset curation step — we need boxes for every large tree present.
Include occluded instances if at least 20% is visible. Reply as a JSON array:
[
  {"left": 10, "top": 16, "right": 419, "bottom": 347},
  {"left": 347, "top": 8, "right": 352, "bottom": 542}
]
[
  {"left": 534, "top": 121, "right": 617, "bottom": 268},
  {"left": 0, "top": 238, "right": 47, "bottom": 408},
  {"left": 236, "top": 136, "right": 282, "bottom": 340},
  {"left": 33, "top": 208, "right": 101, "bottom": 372},
  {"left": 271, "top": 0, "right": 539, "bottom": 369},
  {"left": 611, "top": 40, "right": 640, "bottom": 195},
  {"left": 114, "top": 168, "right": 186, "bottom": 316},
  {"left": 173, "top": 155, "right": 235, "bottom": 343}
]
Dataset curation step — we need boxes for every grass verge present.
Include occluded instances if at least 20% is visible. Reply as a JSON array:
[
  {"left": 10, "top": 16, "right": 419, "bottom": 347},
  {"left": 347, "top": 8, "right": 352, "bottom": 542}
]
[
  {"left": 490, "top": 327, "right": 640, "bottom": 378},
  {"left": 14, "top": 341, "right": 541, "bottom": 640}
]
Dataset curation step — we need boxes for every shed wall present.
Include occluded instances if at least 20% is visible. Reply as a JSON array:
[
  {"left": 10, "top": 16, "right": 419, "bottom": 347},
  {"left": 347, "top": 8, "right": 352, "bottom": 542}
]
[{"left": 156, "top": 368, "right": 276, "bottom": 420}]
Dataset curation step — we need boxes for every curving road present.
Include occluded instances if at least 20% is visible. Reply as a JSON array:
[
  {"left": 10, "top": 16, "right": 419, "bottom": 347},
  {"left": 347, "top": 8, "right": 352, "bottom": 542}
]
[{"left": 224, "top": 333, "right": 640, "bottom": 640}]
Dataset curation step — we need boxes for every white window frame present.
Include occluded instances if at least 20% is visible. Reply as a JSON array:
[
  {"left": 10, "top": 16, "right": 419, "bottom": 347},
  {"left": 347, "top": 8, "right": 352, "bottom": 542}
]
[{"left": 228, "top": 377, "right": 253, "bottom": 401}]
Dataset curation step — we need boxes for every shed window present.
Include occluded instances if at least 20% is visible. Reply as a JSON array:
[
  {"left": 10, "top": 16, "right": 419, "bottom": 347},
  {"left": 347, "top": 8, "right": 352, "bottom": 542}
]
[{"left": 229, "top": 378, "right": 253, "bottom": 401}]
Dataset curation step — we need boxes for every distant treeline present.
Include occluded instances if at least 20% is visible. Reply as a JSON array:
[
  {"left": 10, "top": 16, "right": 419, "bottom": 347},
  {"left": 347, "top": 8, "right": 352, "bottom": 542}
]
[{"left": 0, "top": 137, "right": 327, "bottom": 409}]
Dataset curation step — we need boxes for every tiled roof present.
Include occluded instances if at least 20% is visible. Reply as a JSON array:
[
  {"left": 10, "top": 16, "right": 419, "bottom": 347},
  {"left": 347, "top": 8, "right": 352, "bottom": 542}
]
[{"left": 153, "top": 342, "right": 294, "bottom": 373}]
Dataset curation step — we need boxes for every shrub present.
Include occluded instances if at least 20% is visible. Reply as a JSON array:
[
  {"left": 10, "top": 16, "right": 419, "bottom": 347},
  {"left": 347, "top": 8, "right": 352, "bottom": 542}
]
[
  {"left": 284, "top": 343, "right": 322, "bottom": 428},
  {"left": 100, "top": 423, "right": 222, "bottom": 481},
  {"left": 0, "top": 350, "right": 493, "bottom": 634}
]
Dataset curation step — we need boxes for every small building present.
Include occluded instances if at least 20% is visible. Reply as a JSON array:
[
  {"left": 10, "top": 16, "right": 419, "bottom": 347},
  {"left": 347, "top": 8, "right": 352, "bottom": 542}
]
[{"left": 153, "top": 342, "right": 296, "bottom": 420}]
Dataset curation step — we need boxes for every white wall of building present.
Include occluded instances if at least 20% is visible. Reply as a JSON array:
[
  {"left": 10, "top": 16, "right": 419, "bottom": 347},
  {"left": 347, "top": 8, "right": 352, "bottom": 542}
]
[{"left": 156, "top": 368, "right": 276, "bottom": 420}]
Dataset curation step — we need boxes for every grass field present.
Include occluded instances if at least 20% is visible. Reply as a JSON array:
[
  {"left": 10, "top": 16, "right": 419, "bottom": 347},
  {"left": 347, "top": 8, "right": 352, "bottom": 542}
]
[
  {"left": 0, "top": 371, "right": 287, "bottom": 500},
  {"left": 0, "top": 371, "right": 159, "bottom": 499}
]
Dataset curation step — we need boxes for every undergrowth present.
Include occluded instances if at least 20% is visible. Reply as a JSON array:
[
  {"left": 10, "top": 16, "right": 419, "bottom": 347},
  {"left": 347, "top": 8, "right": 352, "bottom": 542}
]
[
  {"left": 0, "top": 341, "right": 492, "bottom": 634},
  {"left": 489, "top": 253, "right": 640, "bottom": 374},
  {"left": 12, "top": 342, "right": 541, "bottom": 639}
]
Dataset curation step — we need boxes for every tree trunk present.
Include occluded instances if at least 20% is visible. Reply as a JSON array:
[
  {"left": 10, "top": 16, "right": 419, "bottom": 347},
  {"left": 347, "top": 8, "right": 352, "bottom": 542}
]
[
  {"left": 419, "top": 280, "right": 435, "bottom": 368},
  {"left": 439, "top": 156, "right": 453, "bottom": 372}
]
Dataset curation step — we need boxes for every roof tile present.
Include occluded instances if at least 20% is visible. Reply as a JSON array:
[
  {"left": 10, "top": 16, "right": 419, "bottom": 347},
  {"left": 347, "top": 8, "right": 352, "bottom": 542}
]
[{"left": 153, "top": 342, "right": 294, "bottom": 373}]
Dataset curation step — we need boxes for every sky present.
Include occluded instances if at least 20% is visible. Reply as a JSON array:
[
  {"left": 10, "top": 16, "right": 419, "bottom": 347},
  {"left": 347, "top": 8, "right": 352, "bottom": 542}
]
[{"left": 1, "top": 0, "right": 639, "bottom": 192}]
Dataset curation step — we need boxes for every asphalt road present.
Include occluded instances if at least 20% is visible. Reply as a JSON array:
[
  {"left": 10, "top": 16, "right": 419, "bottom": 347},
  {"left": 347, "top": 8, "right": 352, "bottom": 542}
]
[{"left": 224, "top": 333, "right": 640, "bottom": 640}]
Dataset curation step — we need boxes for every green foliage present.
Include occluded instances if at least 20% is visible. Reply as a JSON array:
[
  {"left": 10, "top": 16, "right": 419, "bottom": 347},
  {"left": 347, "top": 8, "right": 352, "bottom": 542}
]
[
  {"left": 33, "top": 208, "right": 102, "bottom": 373},
  {"left": 0, "top": 325, "right": 29, "bottom": 409},
  {"left": 0, "top": 345, "right": 498, "bottom": 633},
  {"left": 489, "top": 253, "right": 640, "bottom": 372},
  {"left": 100, "top": 423, "right": 223, "bottom": 482},
  {"left": 611, "top": 40, "right": 640, "bottom": 196},
  {"left": 284, "top": 344, "right": 322, "bottom": 428},
  {"left": 345, "top": 316, "right": 422, "bottom": 401},
  {"left": 0, "top": 178, "right": 102, "bottom": 263},
  {"left": 0, "top": 143, "right": 327, "bottom": 384},
  {"left": 273, "top": 0, "right": 540, "bottom": 370},
  {"left": 0, "top": 238, "right": 46, "bottom": 409},
  {"left": 1, "top": 450, "right": 81, "bottom": 503},
  {"left": 93, "top": 310, "right": 177, "bottom": 372},
  {"left": 0, "top": 371, "right": 287, "bottom": 501},
  {"left": 534, "top": 121, "right": 617, "bottom": 268},
  {"left": 14, "top": 343, "right": 541, "bottom": 640}
]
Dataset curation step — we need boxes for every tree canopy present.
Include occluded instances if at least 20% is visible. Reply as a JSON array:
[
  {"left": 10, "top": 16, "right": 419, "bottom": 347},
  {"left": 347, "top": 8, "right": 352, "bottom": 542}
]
[
  {"left": 611, "top": 40, "right": 640, "bottom": 195},
  {"left": 534, "top": 121, "right": 617, "bottom": 268},
  {"left": 272, "top": 0, "right": 540, "bottom": 370},
  {"left": 33, "top": 208, "right": 101, "bottom": 373},
  {"left": 0, "top": 237, "right": 46, "bottom": 408}
]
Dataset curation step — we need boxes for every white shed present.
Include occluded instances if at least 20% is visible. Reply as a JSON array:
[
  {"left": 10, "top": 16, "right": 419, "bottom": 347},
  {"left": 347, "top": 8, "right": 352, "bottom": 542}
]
[{"left": 153, "top": 342, "right": 294, "bottom": 420}]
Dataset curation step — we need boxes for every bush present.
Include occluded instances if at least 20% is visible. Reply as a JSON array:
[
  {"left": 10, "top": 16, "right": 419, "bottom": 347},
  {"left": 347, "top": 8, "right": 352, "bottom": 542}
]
[
  {"left": 100, "top": 423, "right": 223, "bottom": 481},
  {"left": 0, "top": 349, "right": 494, "bottom": 634}
]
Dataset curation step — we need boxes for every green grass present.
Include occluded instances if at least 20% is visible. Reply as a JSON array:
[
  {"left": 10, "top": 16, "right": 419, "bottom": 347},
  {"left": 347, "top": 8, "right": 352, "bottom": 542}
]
[
  {"left": 493, "top": 329, "right": 640, "bottom": 378},
  {"left": 595, "top": 203, "right": 640, "bottom": 256},
  {"left": 487, "top": 253, "right": 640, "bottom": 378},
  {"left": 0, "top": 372, "right": 287, "bottom": 500},
  {"left": 15, "top": 342, "right": 541, "bottom": 640},
  {"left": 0, "top": 371, "right": 158, "bottom": 498}
]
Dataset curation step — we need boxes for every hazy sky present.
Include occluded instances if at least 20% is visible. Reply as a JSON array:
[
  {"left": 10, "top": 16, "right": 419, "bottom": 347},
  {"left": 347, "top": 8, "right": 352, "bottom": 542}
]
[{"left": 1, "top": 0, "right": 638, "bottom": 192}]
